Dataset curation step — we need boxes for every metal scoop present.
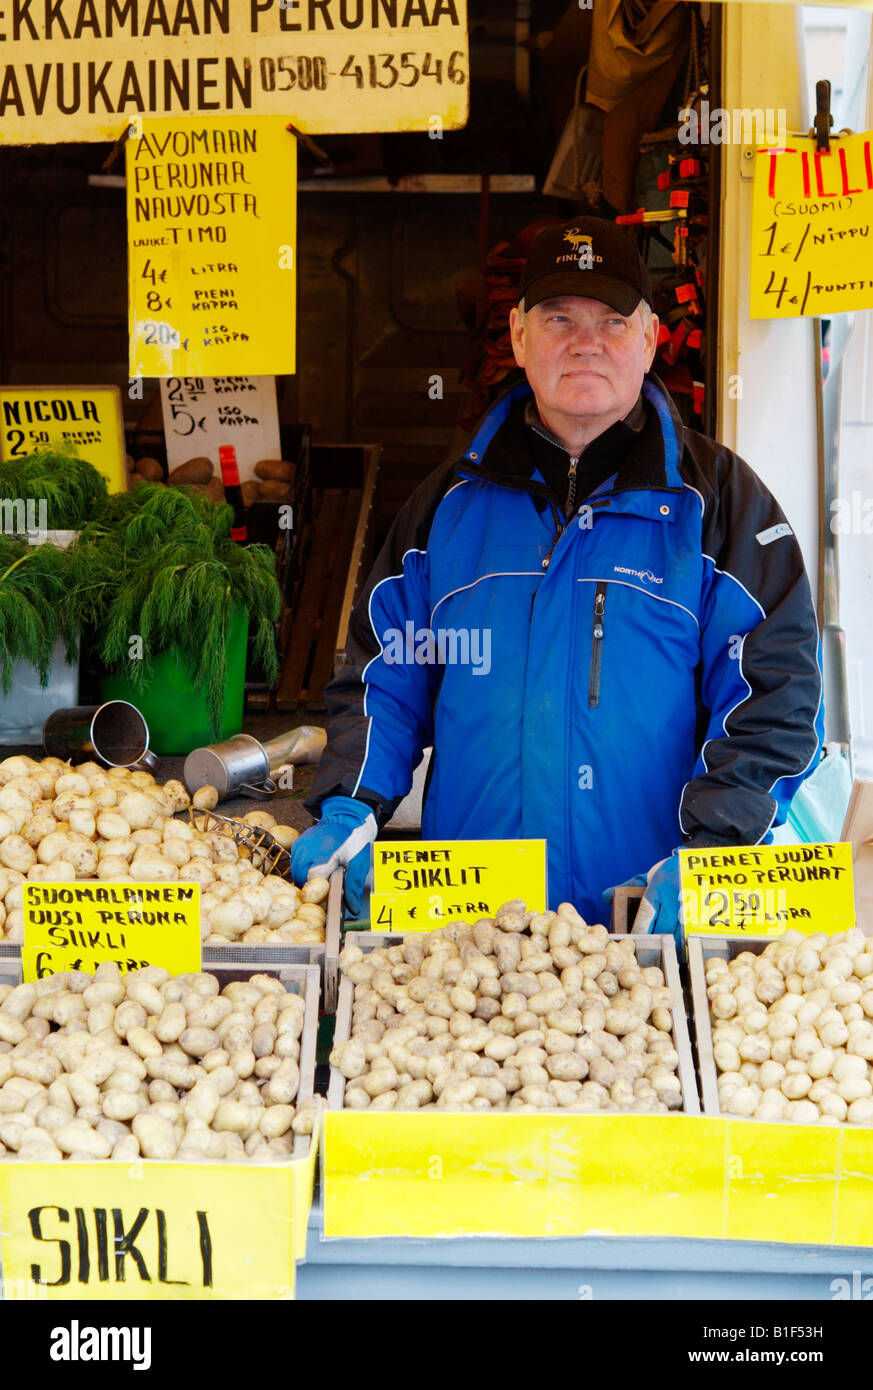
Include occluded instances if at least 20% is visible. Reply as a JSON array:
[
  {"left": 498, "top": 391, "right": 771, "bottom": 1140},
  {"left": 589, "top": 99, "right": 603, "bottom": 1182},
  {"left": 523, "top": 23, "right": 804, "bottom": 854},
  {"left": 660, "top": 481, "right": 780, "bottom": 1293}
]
[
  {"left": 187, "top": 806, "right": 293, "bottom": 880},
  {"left": 183, "top": 725, "right": 326, "bottom": 802}
]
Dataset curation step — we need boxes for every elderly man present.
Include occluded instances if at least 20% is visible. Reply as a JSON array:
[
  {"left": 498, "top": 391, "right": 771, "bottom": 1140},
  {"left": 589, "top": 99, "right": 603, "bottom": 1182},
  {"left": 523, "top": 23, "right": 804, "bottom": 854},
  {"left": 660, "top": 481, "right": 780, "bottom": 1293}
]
[{"left": 291, "top": 217, "right": 823, "bottom": 939}]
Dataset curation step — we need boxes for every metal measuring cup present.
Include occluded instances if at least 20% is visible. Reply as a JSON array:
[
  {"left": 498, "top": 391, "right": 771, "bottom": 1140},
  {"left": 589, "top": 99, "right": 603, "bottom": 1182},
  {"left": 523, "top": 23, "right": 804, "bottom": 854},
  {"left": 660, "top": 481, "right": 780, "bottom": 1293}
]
[{"left": 43, "top": 701, "right": 158, "bottom": 771}]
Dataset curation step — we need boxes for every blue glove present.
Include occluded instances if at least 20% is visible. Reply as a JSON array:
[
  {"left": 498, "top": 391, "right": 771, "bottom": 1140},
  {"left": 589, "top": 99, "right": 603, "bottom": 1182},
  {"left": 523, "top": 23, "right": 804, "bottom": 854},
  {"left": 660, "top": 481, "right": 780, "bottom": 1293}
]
[
  {"left": 289, "top": 795, "right": 377, "bottom": 918},
  {"left": 633, "top": 851, "right": 683, "bottom": 946}
]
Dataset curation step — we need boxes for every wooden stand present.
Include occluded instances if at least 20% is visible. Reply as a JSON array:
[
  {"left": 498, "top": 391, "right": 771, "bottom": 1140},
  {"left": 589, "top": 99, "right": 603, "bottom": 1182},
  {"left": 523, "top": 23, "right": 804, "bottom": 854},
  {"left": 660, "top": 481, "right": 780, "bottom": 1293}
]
[
  {"left": 277, "top": 443, "right": 380, "bottom": 710},
  {"left": 610, "top": 884, "right": 646, "bottom": 934}
]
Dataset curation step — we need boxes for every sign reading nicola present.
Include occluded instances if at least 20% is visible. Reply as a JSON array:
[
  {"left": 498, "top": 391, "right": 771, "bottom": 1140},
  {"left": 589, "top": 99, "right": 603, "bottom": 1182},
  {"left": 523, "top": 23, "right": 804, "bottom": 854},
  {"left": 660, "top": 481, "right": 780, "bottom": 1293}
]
[
  {"left": 0, "top": 385, "right": 127, "bottom": 493},
  {"left": 0, "top": 0, "right": 469, "bottom": 144}
]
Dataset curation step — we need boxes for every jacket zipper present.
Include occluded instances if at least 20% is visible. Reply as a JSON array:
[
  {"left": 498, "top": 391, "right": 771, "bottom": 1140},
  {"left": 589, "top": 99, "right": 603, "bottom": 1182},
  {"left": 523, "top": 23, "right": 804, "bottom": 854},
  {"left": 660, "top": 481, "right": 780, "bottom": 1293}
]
[
  {"left": 566, "top": 457, "right": 579, "bottom": 515},
  {"left": 540, "top": 500, "right": 565, "bottom": 571},
  {"left": 539, "top": 456, "right": 579, "bottom": 570},
  {"left": 588, "top": 582, "right": 608, "bottom": 708},
  {"left": 529, "top": 417, "right": 581, "bottom": 521}
]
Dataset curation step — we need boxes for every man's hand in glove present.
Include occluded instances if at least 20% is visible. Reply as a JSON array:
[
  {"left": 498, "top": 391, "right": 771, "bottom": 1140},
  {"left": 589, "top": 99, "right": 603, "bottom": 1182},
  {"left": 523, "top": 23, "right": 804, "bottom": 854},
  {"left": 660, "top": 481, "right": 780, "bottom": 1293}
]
[
  {"left": 289, "top": 795, "right": 377, "bottom": 918},
  {"left": 633, "top": 851, "right": 683, "bottom": 945},
  {"left": 604, "top": 854, "right": 683, "bottom": 947}
]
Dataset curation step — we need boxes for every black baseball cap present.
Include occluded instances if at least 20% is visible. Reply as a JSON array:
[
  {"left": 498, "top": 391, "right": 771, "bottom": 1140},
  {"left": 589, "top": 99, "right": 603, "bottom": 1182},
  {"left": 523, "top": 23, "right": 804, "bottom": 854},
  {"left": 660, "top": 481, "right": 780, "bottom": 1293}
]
[{"left": 518, "top": 217, "right": 654, "bottom": 316}]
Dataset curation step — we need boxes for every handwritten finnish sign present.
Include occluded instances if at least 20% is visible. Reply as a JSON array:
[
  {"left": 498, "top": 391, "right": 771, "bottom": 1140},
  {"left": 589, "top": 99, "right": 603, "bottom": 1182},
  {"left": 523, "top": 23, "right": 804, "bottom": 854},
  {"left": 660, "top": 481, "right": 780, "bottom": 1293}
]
[
  {"left": 751, "top": 132, "right": 873, "bottom": 318},
  {"left": 0, "top": 1160, "right": 295, "bottom": 1301},
  {"left": 369, "top": 839, "right": 547, "bottom": 932},
  {"left": 160, "top": 375, "right": 280, "bottom": 481},
  {"left": 127, "top": 115, "right": 296, "bottom": 377},
  {"left": 22, "top": 882, "right": 202, "bottom": 980},
  {"left": 679, "top": 843, "right": 855, "bottom": 937}
]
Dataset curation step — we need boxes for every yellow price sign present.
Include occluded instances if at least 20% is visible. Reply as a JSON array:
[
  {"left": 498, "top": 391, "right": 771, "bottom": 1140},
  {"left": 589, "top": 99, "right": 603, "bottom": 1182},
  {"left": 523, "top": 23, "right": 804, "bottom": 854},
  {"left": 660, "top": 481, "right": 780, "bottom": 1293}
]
[
  {"left": 680, "top": 842, "right": 855, "bottom": 937},
  {"left": 126, "top": 115, "right": 296, "bottom": 378},
  {"left": 0, "top": 1160, "right": 295, "bottom": 1301},
  {"left": 0, "top": 385, "right": 126, "bottom": 494},
  {"left": 22, "top": 882, "right": 201, "bottom": 981},
  {"left": 369, "top": 838, "right": 547, "bottom": 932},
  {"left": 750, "top": 132, "right": 873, "bottom": 318}
]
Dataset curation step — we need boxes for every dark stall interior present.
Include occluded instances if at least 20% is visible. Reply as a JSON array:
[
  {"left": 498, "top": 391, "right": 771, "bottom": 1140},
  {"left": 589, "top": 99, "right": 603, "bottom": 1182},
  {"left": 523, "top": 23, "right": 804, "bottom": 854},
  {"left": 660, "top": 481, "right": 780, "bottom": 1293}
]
[{"left": 0, "top": 0, "right": 719, "bottom": 713}]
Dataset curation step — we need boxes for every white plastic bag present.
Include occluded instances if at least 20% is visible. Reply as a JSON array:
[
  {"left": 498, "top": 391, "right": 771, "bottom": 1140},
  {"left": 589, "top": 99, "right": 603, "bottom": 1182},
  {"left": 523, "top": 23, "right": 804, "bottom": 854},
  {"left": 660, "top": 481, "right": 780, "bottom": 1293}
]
[{"left": 785, "top": 744, "right": 852, "bottom": 843}]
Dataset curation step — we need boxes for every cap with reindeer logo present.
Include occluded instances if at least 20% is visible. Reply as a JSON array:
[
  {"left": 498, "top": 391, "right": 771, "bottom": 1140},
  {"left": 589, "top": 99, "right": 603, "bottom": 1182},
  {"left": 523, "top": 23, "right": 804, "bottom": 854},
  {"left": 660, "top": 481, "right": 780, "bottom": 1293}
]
[{"left": 518, "top": 216, "right": 653, "bottom": 317}]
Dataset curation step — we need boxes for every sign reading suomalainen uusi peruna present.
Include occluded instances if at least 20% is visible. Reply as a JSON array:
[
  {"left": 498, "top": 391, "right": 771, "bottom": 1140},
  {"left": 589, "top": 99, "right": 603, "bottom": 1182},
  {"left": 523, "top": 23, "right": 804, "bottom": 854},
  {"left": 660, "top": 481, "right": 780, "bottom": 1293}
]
[{"left": 0, "top": 0, "right": 469, "bottom": 143}]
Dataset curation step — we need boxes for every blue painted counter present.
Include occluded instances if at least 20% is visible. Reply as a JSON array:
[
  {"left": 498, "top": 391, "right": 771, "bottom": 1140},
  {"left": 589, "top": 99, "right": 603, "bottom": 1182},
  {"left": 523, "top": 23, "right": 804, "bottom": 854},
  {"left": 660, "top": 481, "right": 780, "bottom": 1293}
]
[{"left": 298, "top": 1198, "right": 873, "bottom": 1300}]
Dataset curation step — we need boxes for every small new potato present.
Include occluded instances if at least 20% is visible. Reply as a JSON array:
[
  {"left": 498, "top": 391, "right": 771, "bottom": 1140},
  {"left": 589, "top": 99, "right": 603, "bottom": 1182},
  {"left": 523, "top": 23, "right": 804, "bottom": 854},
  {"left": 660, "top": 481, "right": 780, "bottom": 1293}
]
[
  {"left": 192, "top": 785, "right": 219, "bottom": 811},
  {"left": 117, "top": 791, "right": 161, "bottom": 831},
  {"left": 301, "top": 875, "right": 329, "bottom": 904},
  {"left": 271, "top": 825, "right": 299, "bottom": 850},
  {"left": 0, "top": 835, "right": 36, "bottom": 872}
]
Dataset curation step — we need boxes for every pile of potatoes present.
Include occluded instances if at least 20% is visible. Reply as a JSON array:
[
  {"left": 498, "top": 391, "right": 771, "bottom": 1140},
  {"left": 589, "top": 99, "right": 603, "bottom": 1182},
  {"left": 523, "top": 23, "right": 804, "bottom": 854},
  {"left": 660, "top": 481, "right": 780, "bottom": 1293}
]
[
  {"left": 0, "top": 963, "right": 319, "bottom": 1162},
  {"left": 127, "top": 454, "right": 224, "bottom": 503},
  {"left": 127, "top": 454, "right": 294, "bottom": 506},
  {"left": 0, "top": 754, "right": 327, "bottom": 948},
  {"left": 707, "top": 928, "right": 873, "bottom": 1125},
  {"left": 241, "top": 459, "right": 294, "bottom": 507},
  {"left": 330, "top": 900, "right": 686, "bottom": 1113}
]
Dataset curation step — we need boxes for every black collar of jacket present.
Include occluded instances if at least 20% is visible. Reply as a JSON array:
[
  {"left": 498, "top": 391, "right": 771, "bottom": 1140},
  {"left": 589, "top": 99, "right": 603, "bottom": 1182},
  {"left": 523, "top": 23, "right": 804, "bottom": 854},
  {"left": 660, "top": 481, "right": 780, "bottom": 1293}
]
[{"left": 457, "top": 373, "right": 684, "bottom": 507}]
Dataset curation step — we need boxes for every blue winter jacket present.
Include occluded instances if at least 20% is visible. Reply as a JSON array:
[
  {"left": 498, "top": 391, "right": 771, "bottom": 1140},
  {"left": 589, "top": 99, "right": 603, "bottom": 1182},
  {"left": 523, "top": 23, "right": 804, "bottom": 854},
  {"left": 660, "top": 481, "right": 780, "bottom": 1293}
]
[{"left": 307, "top": 375, "right": 824, "bottom": 922}]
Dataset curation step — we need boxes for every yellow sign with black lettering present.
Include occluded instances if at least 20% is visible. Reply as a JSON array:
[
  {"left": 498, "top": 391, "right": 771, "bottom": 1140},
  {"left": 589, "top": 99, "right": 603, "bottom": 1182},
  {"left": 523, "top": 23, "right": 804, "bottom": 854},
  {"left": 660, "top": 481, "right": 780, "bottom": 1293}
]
[
  {"left": 126, "top": 115, "right": 296, "bottom": 377},
  {"left": 0, "top": 1, "right": 469, "bottom": 145},
  {"left": 0, "top": 1160, "right": 295, "bottom": 1300},
  {"left": 21, "top": 882, "right": 202, "bottom": 981},
  {"left": 0, "top": 385, "right": 126, "bottom": 493},
  {"left": 751, "top": 132, "right": 873, "bottom": 318},
  {"left": 369, "top": 838, "right": 547, "bottom": 932},
  {"left": 679, "top": 842, "right": 855, "bottom": 937}
]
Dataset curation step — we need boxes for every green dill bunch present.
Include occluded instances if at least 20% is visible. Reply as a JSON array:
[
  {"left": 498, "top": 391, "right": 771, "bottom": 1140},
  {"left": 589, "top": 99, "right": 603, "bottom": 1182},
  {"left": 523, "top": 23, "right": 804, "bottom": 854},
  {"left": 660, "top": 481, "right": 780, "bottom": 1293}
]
[
  {"left": 95, "top": 481, "right": 233, "bottom": 554},
  {"left": 0, "top": 447, "right": 108, "bottom": 529},
  {"left": 75, "top": 484, "right": 280, "bottom": 736},
  {"left": 0, "top": 536, "right": 78, "bottom": 694}
]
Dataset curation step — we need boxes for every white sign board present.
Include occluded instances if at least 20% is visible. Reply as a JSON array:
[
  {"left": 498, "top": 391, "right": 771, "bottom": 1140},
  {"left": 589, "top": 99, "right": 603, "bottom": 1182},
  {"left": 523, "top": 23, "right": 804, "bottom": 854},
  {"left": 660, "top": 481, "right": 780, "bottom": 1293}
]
[{"left": 160, "top": 376, "right": 281, "bottom": 483}]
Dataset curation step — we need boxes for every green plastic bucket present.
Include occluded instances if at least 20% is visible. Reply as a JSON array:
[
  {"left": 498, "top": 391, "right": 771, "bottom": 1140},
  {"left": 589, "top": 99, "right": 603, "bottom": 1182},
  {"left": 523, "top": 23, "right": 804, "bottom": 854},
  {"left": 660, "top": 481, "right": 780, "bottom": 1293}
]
[{"left": 100, "top": 603, "right": 248, "bottom": 755}]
